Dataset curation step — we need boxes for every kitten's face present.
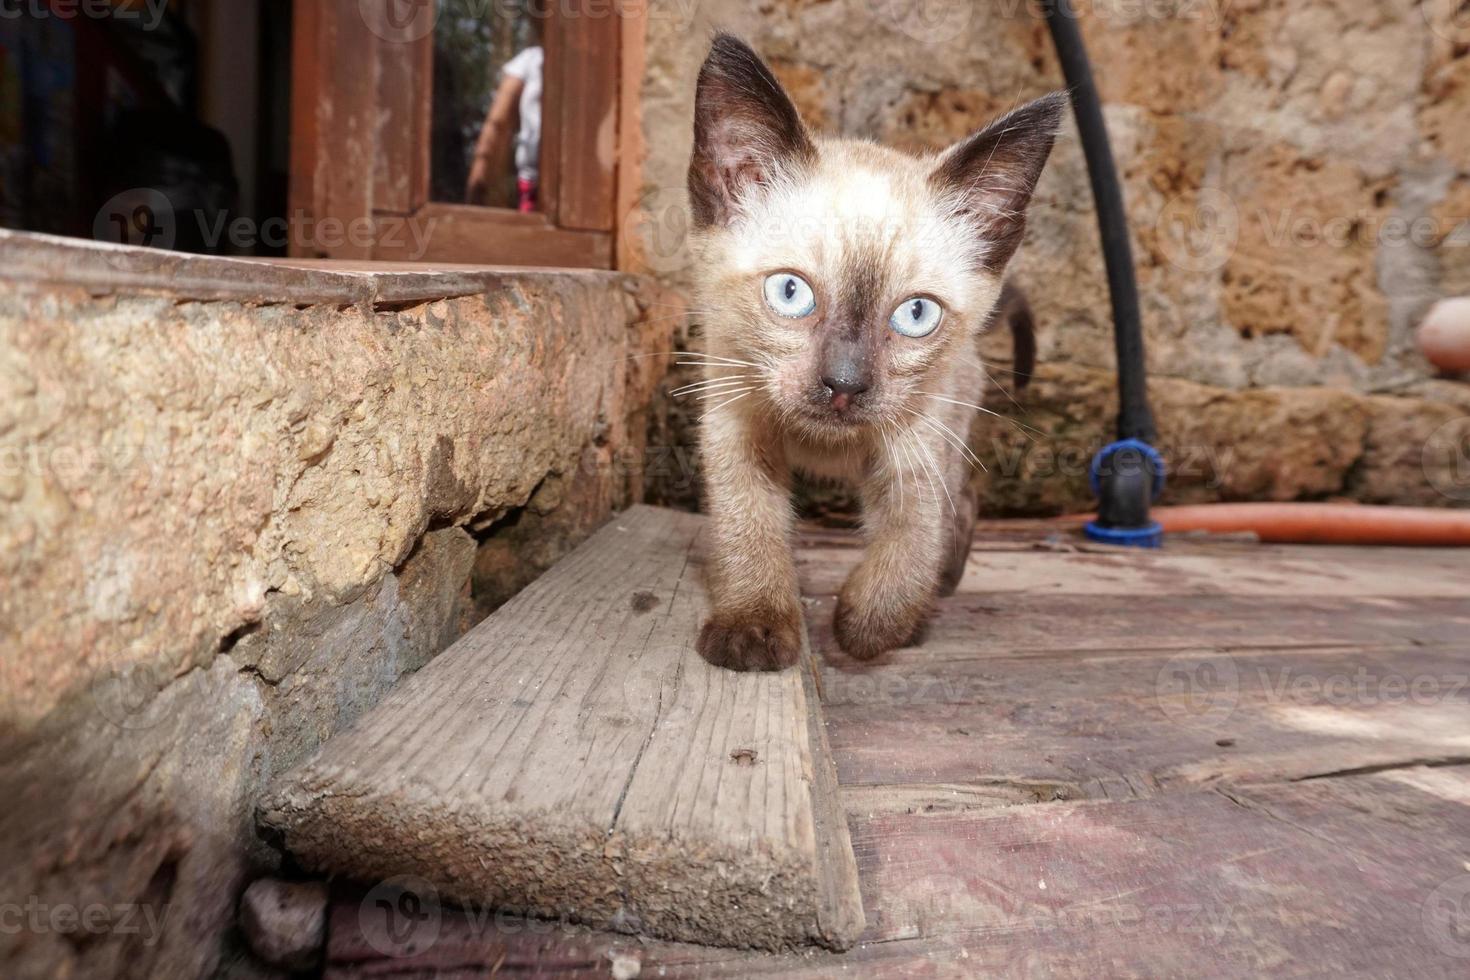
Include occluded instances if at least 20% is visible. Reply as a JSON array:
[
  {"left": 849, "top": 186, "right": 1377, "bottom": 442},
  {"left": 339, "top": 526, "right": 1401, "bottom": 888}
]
[
  {"left": 687, "top": 35, "right": 1063, "bottom": 441},
  {"left": 698, "top": 141, "right": 1001, "bottom": 436}
]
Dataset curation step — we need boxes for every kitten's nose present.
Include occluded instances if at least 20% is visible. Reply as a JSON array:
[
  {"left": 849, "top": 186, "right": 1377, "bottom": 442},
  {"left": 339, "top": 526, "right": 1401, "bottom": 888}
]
[{"left": 822, "top": 374, "right": 869, "bottom": 411}]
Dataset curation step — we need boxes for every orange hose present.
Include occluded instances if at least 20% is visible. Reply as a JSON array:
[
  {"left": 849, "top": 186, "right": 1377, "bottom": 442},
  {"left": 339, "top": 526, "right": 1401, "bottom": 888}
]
[{"left": 1150, "top": 503, "right": 1470, "bottom": 546}]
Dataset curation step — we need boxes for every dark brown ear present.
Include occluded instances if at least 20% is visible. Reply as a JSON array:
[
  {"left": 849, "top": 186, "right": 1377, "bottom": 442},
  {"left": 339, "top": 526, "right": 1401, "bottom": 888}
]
[
  {"left": 930, "top": 92, "right": 1069, "bottom": 271},
  {"left": 687, "top": 33, "right": 816, "bottom": 229}
]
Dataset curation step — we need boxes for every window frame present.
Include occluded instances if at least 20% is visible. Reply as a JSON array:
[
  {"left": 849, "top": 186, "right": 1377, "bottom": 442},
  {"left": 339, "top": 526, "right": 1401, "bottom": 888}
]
[{"left": 289, "top": 0, "right": 632, "bottom": 268}]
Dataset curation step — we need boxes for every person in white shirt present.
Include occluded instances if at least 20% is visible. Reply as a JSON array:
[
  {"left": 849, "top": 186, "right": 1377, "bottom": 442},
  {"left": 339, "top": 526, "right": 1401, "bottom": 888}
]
[{"left": 466, "top": 44, "right": 543, "bottom": 212}]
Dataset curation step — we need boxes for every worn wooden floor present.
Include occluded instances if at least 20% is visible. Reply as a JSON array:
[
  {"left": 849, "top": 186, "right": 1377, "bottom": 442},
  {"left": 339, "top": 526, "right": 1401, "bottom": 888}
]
[{"left": 325, "top": 521, "right": 1470, "bottom": 979}]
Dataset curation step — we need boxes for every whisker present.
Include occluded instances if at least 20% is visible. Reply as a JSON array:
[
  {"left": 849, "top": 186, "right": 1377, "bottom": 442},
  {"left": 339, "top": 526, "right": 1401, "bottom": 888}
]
[
  {"left": 897, "top": 429, "right": 930, "bottom": 505},
  {"left": 878, "top": 423, "right": 903, "bottom": 510},
  {"left": 669, "top": 376, "right": 750, "bottom": 396},
  {"left": 675, "top": 352, "right": 762, "bottom": 368},
  {"left": 917, "top": 392, "right": 1044, "bottom": 440},
  {"left": 693, "top": 390, "right": 752, "bottom": 423},
  {"left": 895, "top": 429, "right": 929, "bottom": 509},
  {"left": 907, "top": 426, "right": 955, "bottom": 517},
  {"left": 979, "top": 363, "right": 1027, "bottom": 414},
  {"left": 695, "top": 386, "right": 754, "bottom": 402},
  {"left": 917, "top": 412, "right": 988, "bottom": 475}
]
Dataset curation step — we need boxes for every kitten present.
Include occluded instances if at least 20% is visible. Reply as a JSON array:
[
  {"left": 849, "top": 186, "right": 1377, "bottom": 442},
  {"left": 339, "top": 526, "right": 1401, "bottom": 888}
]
[{"left": 686, "top": 34, "right": 1065, "bottom": 671}]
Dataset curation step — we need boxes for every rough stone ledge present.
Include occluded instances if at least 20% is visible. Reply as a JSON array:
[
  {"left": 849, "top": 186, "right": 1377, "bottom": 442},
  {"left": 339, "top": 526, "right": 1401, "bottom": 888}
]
[
  {"left": 1, "top": 229, "right": 621, "bottom": 308},
  {"left": 0, "top": 230, "right": 676, "bottom": 980}
]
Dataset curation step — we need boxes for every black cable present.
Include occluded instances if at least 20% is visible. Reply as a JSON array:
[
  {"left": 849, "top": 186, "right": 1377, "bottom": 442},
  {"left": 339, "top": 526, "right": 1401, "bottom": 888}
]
[{"left": 1041, "top": 1, "right": 1157, "bottom": 443}]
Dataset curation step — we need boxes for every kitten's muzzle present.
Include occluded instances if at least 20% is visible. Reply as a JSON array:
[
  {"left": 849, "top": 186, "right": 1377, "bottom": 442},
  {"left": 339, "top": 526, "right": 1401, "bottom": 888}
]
[
  {"left": 821, "top": 373, "right": 870, "bottom": 412},
  {"left": 817, "top": 334, "right": 874, "bottom": 413}
]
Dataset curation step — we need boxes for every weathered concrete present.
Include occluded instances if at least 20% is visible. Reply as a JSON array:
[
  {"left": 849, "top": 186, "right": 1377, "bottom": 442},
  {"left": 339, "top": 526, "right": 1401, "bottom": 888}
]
[{"left": 0, "top": 232, "right": 673, "bottom": 979}]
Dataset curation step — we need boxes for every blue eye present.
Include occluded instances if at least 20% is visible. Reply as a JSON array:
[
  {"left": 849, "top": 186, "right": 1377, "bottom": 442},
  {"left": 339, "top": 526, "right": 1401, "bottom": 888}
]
[
  {"left": 763, "top": 273, "right": 817, "bottom": 318},
  {"left": 890, "top": 297, "right": 942, "bottom": 338}
]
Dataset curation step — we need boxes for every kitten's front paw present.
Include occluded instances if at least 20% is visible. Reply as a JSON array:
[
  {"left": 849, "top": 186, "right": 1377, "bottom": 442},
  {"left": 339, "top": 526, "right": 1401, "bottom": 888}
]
[
  {"left": 834, "top": 587, "right": 927, "bottom": 661},
  {"left": 698, "top": 609, "right": 803, "bottom": 672}
]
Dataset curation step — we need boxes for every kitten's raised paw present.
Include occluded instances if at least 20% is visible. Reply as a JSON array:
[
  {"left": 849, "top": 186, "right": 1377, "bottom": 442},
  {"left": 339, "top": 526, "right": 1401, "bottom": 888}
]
[
  {"left": 697, "top": 612, "right": 802, "bottom": 672},
  {"left": 833, "top": 592, "right": 927, "bottom": 661}
]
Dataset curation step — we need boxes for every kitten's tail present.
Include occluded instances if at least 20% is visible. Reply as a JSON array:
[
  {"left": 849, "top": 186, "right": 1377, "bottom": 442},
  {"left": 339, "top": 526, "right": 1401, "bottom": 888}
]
[{"left": 996, "top": 280, "right": 1036, "bottom": 390}]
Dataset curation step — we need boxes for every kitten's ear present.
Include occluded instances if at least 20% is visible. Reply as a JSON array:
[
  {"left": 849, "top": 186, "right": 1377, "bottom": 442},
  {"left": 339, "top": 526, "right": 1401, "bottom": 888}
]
[
  {"left": 931, "top": 92, "right": 1069, "bottom": 270},
  {"left": 688, "top": 33, "right": 815, "bottom": 228}
]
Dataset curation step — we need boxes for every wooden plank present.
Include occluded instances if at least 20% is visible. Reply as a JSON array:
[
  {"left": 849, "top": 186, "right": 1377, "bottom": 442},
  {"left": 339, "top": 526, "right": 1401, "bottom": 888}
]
[
  {"left": 325, "top": 769, "right": 1470, "bottom": 977},
  {"left": 846, "top": 779, "right": 1470, "bottom": 976},
  {"left": 809, "top": 593, "right": 1470, "bottom": 664},
  {"left": 289, "top": 0, "right": 379, "bottom": 259},
  {"left": 797, "top": 544, "right": 1470, "bottom": 597},
  {"left": 551, "top": 0, "right": 619, "bottom": 232},
  {"left": 818, "top": 632, "right": 1470, "bottom": 795},
  {"left": 261, "top": 506, "right": 862, "bottom": 952},
  {"left": 798, "top": 647, "right": 868, "bottom": 944},
  {"left": 373, "top": 31, "right": 432, "bottom": 214},
  {"left": 374, "top": 204, "right": 612, "bottom": 268},
  {"left": 324, "top": 893, "right": 1007, "bottom": 978}
]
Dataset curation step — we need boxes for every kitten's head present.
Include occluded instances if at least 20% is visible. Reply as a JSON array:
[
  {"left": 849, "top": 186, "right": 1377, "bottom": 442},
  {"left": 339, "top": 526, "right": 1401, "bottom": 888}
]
[{"left": 687, "top": 33, "right": 1065, "bottom": 438}]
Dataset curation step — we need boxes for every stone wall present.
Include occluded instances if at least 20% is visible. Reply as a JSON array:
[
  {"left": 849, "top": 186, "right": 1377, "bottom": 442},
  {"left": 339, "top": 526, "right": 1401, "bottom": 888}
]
[
  {"left": 630, "top": 0, "right": 1470, "bottom": 513},
  {"left": 0, "top": 233, "right": 672, "bottom": 979}
]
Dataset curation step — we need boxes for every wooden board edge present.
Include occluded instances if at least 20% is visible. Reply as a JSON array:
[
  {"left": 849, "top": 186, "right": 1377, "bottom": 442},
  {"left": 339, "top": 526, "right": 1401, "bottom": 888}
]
[
  {"left": 258, "top": 765, "right": 835, "bottom": 952},
  {"left": 800, "top": 630, "right": 868, "bottom": 950}
]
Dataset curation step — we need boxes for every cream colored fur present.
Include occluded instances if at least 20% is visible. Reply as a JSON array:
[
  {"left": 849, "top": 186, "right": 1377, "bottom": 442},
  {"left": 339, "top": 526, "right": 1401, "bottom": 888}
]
[{"left": 693, "top": 138, "right": 1003, "bottom": 666}]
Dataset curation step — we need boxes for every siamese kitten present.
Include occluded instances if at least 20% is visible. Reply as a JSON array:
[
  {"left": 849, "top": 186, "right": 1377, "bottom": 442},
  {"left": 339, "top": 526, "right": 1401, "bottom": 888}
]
[{"left": 687, "top": 34, "right": 1064, "bottom": 671}]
